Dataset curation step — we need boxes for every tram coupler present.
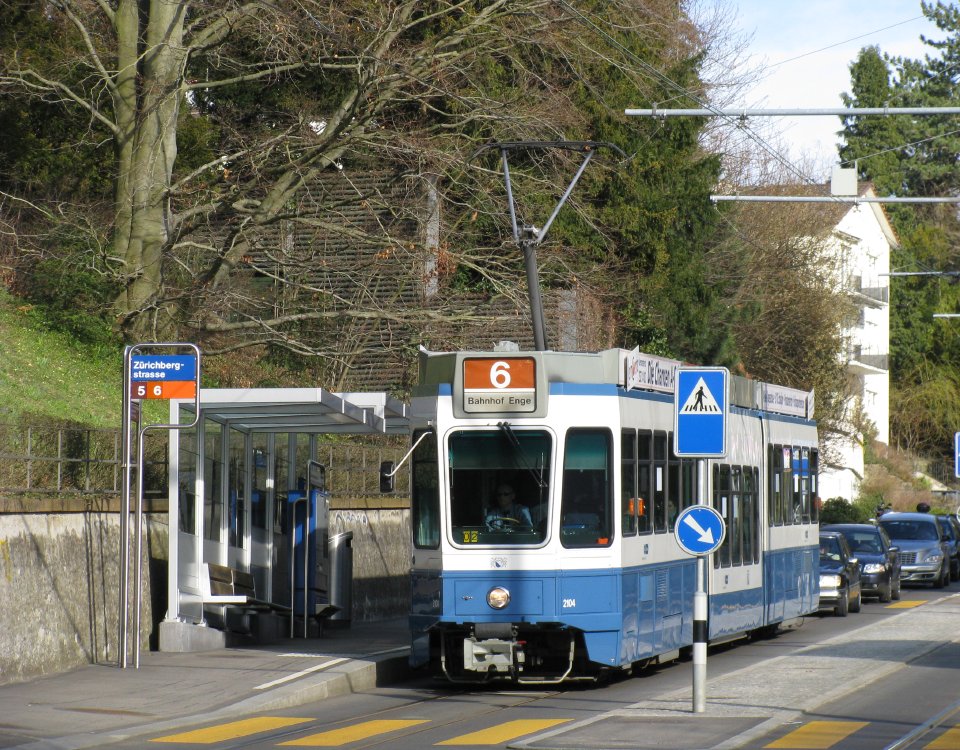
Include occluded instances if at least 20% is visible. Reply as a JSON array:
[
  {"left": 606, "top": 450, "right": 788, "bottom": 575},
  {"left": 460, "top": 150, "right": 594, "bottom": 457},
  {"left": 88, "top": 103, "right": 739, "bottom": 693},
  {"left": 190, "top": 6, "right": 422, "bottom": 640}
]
[{"left": 463, "top": 622, "right": 523, "bottom": 675}]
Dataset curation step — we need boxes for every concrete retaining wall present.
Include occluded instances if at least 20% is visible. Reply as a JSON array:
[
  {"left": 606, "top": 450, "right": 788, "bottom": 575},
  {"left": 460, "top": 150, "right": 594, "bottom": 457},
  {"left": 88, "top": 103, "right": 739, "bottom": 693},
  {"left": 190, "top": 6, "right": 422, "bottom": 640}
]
[
  {"left": 0, "top": 508, "right": 410, "bottom": 685},
  {"left": 0, "top": 512, "right": 164, "bottom": 685}
]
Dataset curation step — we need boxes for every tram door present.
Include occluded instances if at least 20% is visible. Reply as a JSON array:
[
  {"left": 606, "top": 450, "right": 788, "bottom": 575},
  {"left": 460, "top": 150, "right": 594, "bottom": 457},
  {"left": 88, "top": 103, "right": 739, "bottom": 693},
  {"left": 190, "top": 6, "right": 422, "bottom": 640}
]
[{"left": 710, "top": 463, "right": 764, "bottom": 633}]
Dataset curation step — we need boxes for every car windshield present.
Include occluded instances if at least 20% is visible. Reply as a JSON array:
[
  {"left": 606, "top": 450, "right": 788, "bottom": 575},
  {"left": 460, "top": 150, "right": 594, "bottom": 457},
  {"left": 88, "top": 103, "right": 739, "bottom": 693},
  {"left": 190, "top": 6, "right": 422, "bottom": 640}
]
[
  {"left": 845, "top": 532, "right": 881, "bottom": 554},
  {"left": 820, "top": 537, "right": 842, "bottom": 561},
  {"left": 879, "top": 520, "right": 939, "bottom": 541}
]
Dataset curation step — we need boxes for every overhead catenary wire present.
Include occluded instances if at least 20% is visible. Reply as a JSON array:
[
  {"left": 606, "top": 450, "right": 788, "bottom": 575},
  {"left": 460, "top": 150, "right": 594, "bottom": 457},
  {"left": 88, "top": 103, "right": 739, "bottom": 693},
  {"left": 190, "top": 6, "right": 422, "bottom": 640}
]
[{"left": 552, "top": 0, "right": 827, "bottom": 192}]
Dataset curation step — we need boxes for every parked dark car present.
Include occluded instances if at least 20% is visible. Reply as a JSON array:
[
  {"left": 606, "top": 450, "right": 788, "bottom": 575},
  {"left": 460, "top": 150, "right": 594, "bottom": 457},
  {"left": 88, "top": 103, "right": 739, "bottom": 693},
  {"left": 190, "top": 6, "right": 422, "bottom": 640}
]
[
  {"left": 821, "top": 523, "right": 901, "bottom": 602},
  {"left": 878, "top": 512, "right": 950, "bottom": 588},
  {"left": 818, "top": 531, "right": 862, "bottom": 616},
  {"left": 936, "top": 514, "right": 960, "bottom": 581}
]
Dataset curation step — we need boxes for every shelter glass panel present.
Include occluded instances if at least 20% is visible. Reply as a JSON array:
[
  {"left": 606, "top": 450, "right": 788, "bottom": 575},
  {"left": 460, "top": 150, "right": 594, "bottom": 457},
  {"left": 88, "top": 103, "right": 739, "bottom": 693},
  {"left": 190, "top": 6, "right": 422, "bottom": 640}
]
[
  {"left": 251, "top": 434, "right": 269, "bottom": 532},
  {"left": 203, "top": 419, "right": 223, "bottom": 542},
  {"left": 228, "top": 429, "right": 246, "bottom": 548},
  {"left": 178, "top": 426, "right": 198, "bottom": 534}
]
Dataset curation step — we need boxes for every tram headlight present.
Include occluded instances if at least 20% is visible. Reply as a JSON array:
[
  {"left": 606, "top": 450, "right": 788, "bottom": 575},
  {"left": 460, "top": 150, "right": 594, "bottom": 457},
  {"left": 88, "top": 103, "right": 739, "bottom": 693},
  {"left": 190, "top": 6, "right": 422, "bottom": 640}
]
[{"left": 486, "top": 586, "right": 511, "bottom": 609}]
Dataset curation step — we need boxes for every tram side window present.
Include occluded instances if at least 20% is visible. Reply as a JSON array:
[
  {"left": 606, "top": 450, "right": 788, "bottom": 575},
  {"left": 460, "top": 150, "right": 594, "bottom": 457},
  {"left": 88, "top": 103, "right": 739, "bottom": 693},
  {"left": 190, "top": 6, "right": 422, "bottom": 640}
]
[
  {"left": 744, "top": 467, "right": 760, "bottom": 563},
  {"left": 668, "top": 437, "right": 681, "bottom": 531},
  {"left": 768, "top": 444, "right": 782, "bottom": 527},
  {"left": 638, "top": 431, "right": 652, "bottom": 535},
  {"left": 713, "top": 464, "right": 731, "bottom": 568},
  {"left": 621, "top": 431, "right": 638, "bottom": 536},
  {"left": 730, "top": 466, "right": 743, "bottom": 565},
  {"left": 561, "top": 429, "right": 613, "bottom": 548},
  {"left": 653, "top": 431, "right": 668, "bottom": 533},
  {"left": 770, "top": 444, "right": 793, "bottom": 525},
  {"left": 681, "top": 456, "right": 697, "bottom": 513},
  {"left": 791, "top": 447, "right": 804, "bottom": 523},
  {"left": 810, "top": 449, "right": 819, "bottom": 524},
  {"left": 411, "top": 430, "right": 439, "bottom": 549}
]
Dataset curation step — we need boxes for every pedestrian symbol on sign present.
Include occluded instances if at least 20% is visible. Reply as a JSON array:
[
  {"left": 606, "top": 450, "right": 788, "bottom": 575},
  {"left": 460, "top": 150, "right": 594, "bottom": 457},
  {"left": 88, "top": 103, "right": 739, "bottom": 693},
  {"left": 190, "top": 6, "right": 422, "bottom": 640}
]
[{"left": 680, "top": 378, "right": 721, "bottom": 414}]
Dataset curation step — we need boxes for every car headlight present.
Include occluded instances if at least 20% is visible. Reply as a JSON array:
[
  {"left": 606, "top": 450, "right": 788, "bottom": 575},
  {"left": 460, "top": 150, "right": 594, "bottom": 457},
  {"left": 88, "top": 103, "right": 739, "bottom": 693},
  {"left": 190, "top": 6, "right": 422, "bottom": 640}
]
[
  {"left": 922, "top": 552, "right": 943, "bottom": 563},
  {"left": 862, "top": 563, "right": 885, "bottom": 574},
  {"left": 486, "top": 586, "right": 511, "bottom": 609},
  {"left": 820, "top": 574, "right": 841, "bottom": 588}
]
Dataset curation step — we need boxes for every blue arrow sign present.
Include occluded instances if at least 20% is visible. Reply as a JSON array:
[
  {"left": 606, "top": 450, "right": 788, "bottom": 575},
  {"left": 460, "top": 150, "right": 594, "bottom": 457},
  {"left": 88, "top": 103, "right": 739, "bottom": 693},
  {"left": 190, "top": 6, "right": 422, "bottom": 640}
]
[
  {"left": 674, "top": 367, "right": 728, "bottom": 457},
  {"left": 675, "top": 505, "right": 726, "bottom": 556}
]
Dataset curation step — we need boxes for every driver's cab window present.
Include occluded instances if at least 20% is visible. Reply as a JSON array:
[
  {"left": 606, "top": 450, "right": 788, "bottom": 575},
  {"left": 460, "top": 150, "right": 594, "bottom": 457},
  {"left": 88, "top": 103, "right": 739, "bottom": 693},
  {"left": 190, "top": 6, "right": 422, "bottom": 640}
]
[{"left": 448, "top": 428, "right": 551, "bottom": 546}]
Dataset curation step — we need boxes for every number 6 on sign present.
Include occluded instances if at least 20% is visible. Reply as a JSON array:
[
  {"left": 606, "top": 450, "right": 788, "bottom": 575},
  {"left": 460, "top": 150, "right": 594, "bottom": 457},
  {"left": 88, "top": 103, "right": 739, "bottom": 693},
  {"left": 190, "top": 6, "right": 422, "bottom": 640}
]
[{"left": 490, "top": 361, "right": 512, "bottom": 388}]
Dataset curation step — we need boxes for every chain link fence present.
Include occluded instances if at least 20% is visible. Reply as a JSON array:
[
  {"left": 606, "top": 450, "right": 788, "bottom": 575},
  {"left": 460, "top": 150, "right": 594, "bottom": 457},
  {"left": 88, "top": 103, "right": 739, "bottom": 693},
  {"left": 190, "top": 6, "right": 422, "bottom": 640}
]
[{"left": 0, "top": 424, "right": 408, "bottom": 503}]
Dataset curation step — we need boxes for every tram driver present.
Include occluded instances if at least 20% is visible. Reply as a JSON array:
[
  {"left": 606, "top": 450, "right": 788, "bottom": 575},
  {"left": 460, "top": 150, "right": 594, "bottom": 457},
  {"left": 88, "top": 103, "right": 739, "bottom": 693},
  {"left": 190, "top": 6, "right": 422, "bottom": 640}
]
[{"left": 484, "top": 483, "right": 534, "bottom": 530}]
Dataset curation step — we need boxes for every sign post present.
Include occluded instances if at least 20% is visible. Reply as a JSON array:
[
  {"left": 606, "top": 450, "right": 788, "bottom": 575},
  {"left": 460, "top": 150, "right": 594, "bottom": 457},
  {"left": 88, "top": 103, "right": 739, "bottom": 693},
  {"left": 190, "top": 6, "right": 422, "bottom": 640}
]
[
  {"left": 674, "top": 366, "right": 729, "bottom": 713},
  {"left": 119, "top": 344, "right": 200, "bottom": 669}
]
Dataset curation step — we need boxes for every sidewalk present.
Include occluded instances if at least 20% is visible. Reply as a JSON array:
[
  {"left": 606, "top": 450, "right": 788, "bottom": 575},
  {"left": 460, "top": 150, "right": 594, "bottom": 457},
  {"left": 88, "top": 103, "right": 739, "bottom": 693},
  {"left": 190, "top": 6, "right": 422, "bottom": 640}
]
[{"left": 0, "top": 618, "right": 412, "bottom": 750}]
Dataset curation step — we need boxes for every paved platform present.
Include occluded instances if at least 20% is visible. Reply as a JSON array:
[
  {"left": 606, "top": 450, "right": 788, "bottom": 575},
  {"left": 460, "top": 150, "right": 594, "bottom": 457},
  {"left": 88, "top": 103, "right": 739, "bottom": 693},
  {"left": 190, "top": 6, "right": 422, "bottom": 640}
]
[{"left": 0, "top": 618, "right": 411, "bottom": 750}]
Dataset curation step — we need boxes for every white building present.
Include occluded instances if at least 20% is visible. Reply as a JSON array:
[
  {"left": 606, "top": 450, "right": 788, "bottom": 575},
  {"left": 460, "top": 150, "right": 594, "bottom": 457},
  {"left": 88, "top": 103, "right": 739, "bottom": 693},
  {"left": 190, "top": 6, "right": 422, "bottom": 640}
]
[{"left": 818, "top": 184, "right": 895, "bottom": 500}]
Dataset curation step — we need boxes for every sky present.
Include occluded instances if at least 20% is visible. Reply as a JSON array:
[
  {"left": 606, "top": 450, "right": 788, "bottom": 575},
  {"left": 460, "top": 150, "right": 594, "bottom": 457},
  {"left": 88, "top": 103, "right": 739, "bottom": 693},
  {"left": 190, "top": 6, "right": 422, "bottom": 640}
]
[{"left": 726, "top": 0, "right": 939, "bottom": 176}]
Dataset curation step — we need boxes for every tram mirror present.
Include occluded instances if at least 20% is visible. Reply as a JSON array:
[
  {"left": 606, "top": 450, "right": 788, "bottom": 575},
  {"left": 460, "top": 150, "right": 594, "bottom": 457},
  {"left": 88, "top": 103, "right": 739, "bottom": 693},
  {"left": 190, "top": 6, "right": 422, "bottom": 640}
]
[{"left": 379, "top": 461, "right": 396, "bottom": 493}]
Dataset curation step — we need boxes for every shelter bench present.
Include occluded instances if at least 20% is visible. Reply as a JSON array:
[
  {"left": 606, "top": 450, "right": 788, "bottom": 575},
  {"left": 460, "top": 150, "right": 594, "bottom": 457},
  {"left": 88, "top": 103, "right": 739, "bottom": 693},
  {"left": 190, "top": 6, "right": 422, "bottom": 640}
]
[{"left": 200, "top": 562, "right": 291, "bottom": 614}]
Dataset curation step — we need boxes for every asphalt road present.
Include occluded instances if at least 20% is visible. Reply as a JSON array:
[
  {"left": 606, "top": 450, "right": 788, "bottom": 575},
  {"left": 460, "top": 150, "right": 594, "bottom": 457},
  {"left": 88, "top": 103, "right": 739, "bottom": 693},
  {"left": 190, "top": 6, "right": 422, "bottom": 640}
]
[{"left": 101, "top": 584, "right": 960, "bottom": 750}]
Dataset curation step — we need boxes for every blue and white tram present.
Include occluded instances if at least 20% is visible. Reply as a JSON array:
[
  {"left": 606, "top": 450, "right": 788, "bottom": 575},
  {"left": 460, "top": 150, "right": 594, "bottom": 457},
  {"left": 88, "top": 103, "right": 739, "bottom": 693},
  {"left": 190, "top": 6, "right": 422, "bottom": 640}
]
[{"left": 407, "top": 347, "right": 819, "bottom": 684}]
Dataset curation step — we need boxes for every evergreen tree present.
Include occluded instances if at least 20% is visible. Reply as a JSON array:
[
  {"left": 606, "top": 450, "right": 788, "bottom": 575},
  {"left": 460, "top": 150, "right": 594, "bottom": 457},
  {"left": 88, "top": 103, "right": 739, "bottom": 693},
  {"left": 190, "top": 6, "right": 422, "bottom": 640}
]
[{"left": 839, "top": 2, "right": 960, "bottom": 457}]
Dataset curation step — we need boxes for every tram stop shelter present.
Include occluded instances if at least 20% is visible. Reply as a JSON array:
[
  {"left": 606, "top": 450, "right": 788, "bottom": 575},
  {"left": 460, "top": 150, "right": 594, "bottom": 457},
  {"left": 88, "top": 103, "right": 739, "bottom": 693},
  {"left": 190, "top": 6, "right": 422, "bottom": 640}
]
[{"left": 159, "top": 388, "right": 410, "bottom": 652}]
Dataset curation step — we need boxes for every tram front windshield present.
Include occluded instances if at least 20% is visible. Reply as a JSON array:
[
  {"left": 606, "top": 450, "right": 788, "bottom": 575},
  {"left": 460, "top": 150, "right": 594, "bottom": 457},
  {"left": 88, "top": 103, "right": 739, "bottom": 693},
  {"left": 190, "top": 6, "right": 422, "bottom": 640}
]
[{"left": 449, "top": 429, "right": 551, "bottom": 545}]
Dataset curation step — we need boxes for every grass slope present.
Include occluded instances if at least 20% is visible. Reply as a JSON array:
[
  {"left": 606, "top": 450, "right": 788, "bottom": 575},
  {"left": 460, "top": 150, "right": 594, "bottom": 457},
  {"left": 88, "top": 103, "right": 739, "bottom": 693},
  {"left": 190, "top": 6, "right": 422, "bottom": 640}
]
[{"left": 0, "top": 289, "right": 122, "bottom": 427}]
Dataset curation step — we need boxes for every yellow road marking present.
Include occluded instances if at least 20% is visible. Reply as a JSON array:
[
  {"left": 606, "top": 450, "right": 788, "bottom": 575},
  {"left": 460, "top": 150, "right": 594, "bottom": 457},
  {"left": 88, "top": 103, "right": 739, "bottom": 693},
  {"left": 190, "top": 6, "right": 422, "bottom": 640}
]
[
  {"left": 280, "top": 719, "right": 428, "bottom": 746},
  {"left": 925, "top": 726, "right": 960, "bottom": 749},
  {"left": 151, "top": 717, "right": 313, "bottom": 744},
  {"left": 764, "top": 720, "right": 868, "bottom": 749},
  {"left": 886, "top": 600, "right": 925, "bottom": 609},
  {"left": 436, "top": 719, "right": 571, "bottom": 746}
]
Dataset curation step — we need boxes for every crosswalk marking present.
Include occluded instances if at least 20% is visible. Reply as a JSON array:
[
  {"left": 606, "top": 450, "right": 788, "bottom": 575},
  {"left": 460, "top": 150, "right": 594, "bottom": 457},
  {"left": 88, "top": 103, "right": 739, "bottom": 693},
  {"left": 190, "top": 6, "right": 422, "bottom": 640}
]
[
  {"left": 436, "top": 719, "right": 572, "bottom": 746},
  {"left": 279, "top": 719, "right": 429, "bottom": 746},
  {"left": 886, "top": 600, "right": 925, "bottom": 609},
  {"left": 150, "top": 717, "right": 313, "bottom": 744},
  {"left": 925, "top": 726, "right": 960, "bottom": 749},
  {"left": 764, "top": 720, "right": 868, "bottom": 749}
]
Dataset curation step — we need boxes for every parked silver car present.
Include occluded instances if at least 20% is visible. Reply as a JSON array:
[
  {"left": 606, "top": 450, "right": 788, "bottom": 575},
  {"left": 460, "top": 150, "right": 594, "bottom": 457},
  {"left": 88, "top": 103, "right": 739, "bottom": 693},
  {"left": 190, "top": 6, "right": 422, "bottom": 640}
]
[{"left": 878, "top": 512, "right": 950, "bottom": 588}]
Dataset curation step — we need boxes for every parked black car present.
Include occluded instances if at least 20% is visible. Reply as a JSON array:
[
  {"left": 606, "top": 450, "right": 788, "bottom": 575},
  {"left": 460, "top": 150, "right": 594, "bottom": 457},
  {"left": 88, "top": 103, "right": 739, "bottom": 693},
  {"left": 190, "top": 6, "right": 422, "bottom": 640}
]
[
  {"left": 878, "top": 512, "right": 950, "bottom": 588},
  {"left": 936, "top": 514, "right": 960, "bottom": 581},
  {"left": 818, "top": 531, "right": 862, "bottom": 617},
  {"left": 821, "top": 523, "right": 901, "bottom": 602}
]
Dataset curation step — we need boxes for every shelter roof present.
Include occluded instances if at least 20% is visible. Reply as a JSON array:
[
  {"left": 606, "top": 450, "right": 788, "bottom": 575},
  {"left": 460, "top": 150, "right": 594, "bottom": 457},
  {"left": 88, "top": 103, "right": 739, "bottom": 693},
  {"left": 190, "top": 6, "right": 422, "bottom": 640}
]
[{"left": 174, "top": 388, "right": 410, "bottom": 435}]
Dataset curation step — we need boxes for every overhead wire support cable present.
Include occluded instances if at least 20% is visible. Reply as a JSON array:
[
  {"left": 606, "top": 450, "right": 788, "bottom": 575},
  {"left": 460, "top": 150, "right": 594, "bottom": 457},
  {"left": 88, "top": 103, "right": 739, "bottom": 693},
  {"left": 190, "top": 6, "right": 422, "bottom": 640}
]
[
  {"left": 625, "top": 107, "right": 960, "bottom": 117},
  {"left": 711, "top": 195, "right": 960, "bottom": 204}
]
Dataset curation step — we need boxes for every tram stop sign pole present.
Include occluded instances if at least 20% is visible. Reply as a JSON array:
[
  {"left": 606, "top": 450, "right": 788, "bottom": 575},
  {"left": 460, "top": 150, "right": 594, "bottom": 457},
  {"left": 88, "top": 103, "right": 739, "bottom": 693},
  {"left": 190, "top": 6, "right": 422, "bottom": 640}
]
[
  {"left": 674, "top": 366, "right": 729, "bottom": 713},
  {"left": 120, "top": 343, "right": 201, "bottom": 669}
]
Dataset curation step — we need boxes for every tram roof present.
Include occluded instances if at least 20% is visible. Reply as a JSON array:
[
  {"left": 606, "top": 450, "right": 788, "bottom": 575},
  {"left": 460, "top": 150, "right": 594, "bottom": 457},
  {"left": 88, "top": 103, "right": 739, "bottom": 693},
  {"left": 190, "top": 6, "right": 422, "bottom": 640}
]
[{"left": 174, "top": 388, "right": 410, "bottom": 435}]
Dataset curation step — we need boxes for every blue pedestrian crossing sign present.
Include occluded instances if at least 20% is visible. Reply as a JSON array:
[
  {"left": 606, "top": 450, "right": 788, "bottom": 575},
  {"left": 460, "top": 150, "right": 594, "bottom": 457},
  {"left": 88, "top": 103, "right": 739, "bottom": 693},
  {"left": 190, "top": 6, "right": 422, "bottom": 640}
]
[
  {"left": 674, "top": 367, "right": 728, "bottom": 457},
  {"left": 675, "top": 505, "right": 726, "bottom": 556}
]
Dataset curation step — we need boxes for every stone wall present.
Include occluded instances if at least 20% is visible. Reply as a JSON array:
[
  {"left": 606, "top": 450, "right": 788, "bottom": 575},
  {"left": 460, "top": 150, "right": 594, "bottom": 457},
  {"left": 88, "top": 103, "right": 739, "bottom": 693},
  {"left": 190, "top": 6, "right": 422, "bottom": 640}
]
[
  {"left": 0, "top": 512, "right": 164, "bottom": 685},
  {"left": 0, "top": 508, "right": 410, "bottom": 685}
]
